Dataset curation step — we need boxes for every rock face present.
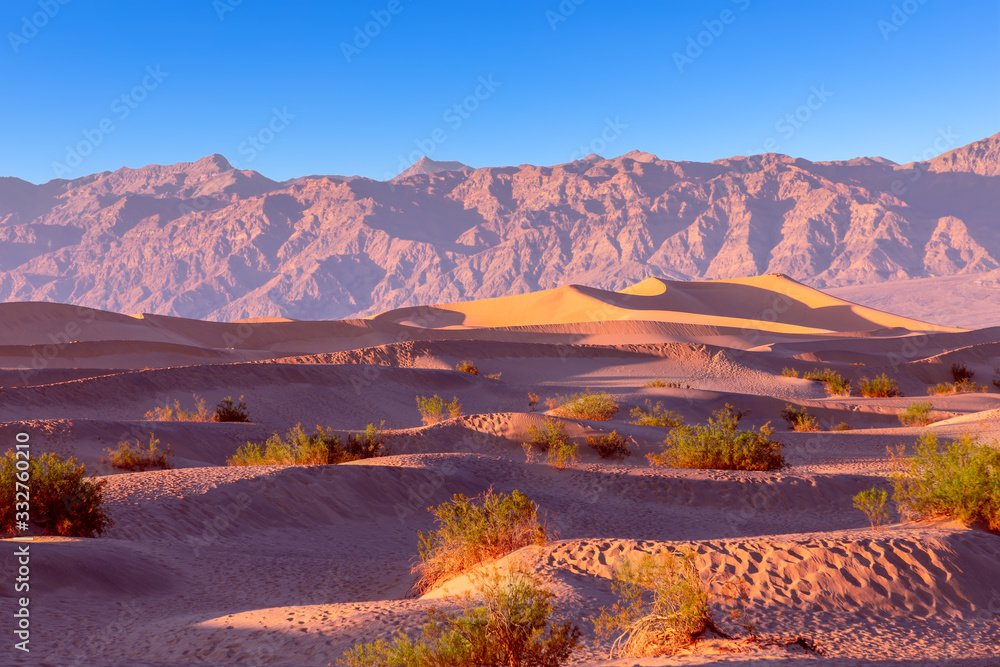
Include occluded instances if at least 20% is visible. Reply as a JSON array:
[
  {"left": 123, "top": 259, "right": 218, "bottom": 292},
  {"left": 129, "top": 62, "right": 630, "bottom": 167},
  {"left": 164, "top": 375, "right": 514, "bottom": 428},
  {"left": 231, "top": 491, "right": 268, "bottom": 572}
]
[{"left": 1, "top": 134, "right": 998, "bottom": 321}]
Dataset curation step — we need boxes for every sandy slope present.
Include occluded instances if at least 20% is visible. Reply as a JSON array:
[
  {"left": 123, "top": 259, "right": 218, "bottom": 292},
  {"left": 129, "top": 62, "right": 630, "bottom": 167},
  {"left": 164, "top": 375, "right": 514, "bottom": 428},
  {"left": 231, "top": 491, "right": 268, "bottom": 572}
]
[{"left": 1, "top": 276, "right": 998, "bottom": 666}]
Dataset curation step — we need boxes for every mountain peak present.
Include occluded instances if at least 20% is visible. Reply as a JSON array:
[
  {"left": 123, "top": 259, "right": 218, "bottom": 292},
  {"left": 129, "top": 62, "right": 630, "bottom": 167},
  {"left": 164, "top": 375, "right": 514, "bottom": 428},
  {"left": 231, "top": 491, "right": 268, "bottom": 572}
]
[{"left": 392, "top": 157, "right": 472, "bottom": 180}]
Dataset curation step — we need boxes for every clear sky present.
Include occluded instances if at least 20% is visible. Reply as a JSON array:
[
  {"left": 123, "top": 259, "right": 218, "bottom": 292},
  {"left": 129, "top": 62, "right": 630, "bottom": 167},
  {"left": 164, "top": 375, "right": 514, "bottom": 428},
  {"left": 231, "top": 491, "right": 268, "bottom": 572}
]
[{"left": 2, "top": 0, "right": 998, "bottom": 184}]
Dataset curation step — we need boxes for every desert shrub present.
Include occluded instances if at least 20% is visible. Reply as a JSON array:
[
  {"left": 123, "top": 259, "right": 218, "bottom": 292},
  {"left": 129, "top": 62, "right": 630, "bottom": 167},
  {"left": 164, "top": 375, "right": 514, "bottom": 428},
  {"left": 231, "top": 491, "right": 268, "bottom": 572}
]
[
  {"left": 525, "top": 440, "right": 579, "bottom": 470},
  {"left": 343, "top": 568, "right": 580, "bottom": 667},
  {"left": 228, "top": 423, "right": 388, "bottom": 466},
  {"left": 485, "top": 372, "right": 502, "bottom": 381},
  {"left": 144, "top": 393, "right": 212, "bottom": 421},
  {"left": 889, "top": 433, "right": 1000, "bottom": 530},
  {"left": 521, "top": 419, "right": 577, "bottom": 469},
  {"left": 103, "top": 434, "right": 173, "bottom": 471},
  {"left": 899, "top": 401, "right": 934, "bottom": 426},
  {"left": 832, "top": 422, "right": 853, "bottom": 431},
  {"left": 456, "top": 360, "right": 479, "bottom": 375},
  {"left": 780, "top": 404, "right": 818, "bottom": 432},
  {"left": 413, "top": 489, "right": 548, "bottom": 594},
  {"left": 853, "top": 487, "right": 889, "bottom": 530},
  {"left": 951, "top": 362, "right": 974, "bottom": 383},
  {"left": 629, "top": 401, "right": 683, "bottom": 428},
  {"left": 522, "top": 418, "right": 569, "bottom": 453},
  {"left": 547, "top": 390, "right": 619, "bottom": 421},
  {"left": 780, "top": 367, "right": 799, "bottom": 378},
  {"left": 858, "top": 373, "right": 902, "bottom": 398},
  {"left": 417, "top": 395, "right": 463, "bottom": 425},
  {"left": 594, "top": 549, "right": 709, "bottom": 657},
  {"left": 528, "top": 392, "right": 540, "bottom": 412},
  {"left": 214, "top": 395, "right": 250, "bottom": 422},
  {"left": 647, "top": 407, "right": 785, "bottom": 471},
  {"left": 927, "top": 379, "right": 988, "bottom": 395},
  {"left": 644, "top": 379, "right": 686, "bottom": 388},
  {"left": 803, "top": 368, "right": 851, "bottom": 395},
  {"left": 0, "top": 451, "right": 113, "bottom": 537},
  {"left": 586, "top": 431, "right": 632, "bottom": 460},
  {"left": 993, "top": 366, "right": 1000, "bottom": 390}
]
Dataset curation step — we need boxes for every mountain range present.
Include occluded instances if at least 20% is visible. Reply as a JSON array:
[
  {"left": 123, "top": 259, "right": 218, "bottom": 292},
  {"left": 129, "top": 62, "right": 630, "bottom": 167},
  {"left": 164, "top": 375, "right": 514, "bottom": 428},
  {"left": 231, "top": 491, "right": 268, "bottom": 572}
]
[{"left": 0, "top": 133, "right": 997, "bottom": 321}]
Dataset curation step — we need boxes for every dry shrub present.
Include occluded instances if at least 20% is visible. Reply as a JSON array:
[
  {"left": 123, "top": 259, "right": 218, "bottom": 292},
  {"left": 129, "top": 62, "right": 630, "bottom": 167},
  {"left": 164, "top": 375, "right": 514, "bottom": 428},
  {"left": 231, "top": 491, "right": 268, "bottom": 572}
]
[
  {"left": 342, "top": 567, "right": 580, "bottom": 667},
  {"left": 586, "top": 431, "right": 631, "bottom": 460},
  {"left": 413, "top": 489, "right": 548, "bottom": 594},
  {"left": 144, "top": 394, "right": 212, "bottom": 421},
  {"left": 629, "top": 401, "right": 683, "bottom": 427},
  {"left": 780, "top": 404, "right": 818, "bottom": 432},
  {"left": 103, "top": 434, "right": 173, "bottom": 471},
  {"left": 594, "top": 550, "right": 709, "bottom": 657},
  {"left": 417, "top": 395, "right": 463, "bottom": 424}
]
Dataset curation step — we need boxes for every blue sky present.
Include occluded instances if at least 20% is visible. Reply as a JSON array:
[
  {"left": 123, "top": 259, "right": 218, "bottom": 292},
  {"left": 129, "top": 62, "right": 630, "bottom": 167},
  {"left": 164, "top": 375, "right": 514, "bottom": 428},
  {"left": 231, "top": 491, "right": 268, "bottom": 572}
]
[{"left": 2, "top": 0, "right": 998, "bottom": 183}]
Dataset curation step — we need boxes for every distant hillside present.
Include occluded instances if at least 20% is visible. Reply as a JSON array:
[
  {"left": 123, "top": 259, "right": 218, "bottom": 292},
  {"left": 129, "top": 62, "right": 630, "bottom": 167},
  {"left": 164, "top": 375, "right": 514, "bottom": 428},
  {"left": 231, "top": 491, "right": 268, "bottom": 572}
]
[{"left": 0, "top": 133, "right": 998, "bottom": 320}]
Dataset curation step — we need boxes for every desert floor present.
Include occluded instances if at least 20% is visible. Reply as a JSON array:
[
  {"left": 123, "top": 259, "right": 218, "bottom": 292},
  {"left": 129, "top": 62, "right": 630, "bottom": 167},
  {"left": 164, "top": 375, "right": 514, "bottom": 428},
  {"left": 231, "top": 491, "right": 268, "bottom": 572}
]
[{"left": 1, "top": 275, "right": 998, "bottom": 666}]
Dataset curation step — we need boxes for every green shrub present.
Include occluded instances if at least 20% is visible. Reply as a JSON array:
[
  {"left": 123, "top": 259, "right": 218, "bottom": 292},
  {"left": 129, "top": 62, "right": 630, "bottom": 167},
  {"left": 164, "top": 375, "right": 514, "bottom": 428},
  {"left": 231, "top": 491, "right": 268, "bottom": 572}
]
[
  {"left": 859, "top": 373, "right": 902, "bottom": 398},
  {"left": 951, "top": 362, "right": 974, "bottom": 383},
  {"left": 342, "top": 568, "right": 580, "bottom": 667},
  {"left": 227, "top": 423, "right": 388, "bottom": 466},
  {"left": 927, "top": 379, "right": 988, "bottom": 395},
  {"left": 0, "top": 451, "right": 113, "bottom": 537},
  {"left": 629, "top": 401, "right": 683, "bottom": 428},
  {"left": 852, "top": 487, "right": 889, "bottom": 530},
  {"left": 594, "top": 549, "right": 709, "bottom": 657},
  {"left": 890, "top": 433, "right": 1000, "bottom": 530},
  {"left": 103, "top": 434, "right": 173, "bottom": 471},
  {"left": 803, "top": 368, "right": 851, "bottom": 395},
  {"left": 644, "top": 379, "right": 686, "bottom": 388},
  {"left": 214, "top": 395, "right": 250, "bottom": 422},
  {"left": 832, "top": 422, "right": 853, "bottom": 431},
  {"left": 780, "top": 367, "right": 799, "bottom": 378},
  {"left": 456, "top": 360, "right": 479, "bottom": 375},
  {"left": 417, "top": 395, "right": 463, "bottom": 425},
  {"left": 647, "top": 407, "right": 785, "bottom": 471},
  {"left": 547, "top": 390, "right": 619, "bottom": 421},
  {"left": 522, "top": 419, "right": 578, "bottom": 469},
  {"left": 586, "top": 431, "right": 632, "bottom": 460},
  {"left": 780, "top": 404, "right": 818, "bottom": 432},
  {"left": 899, "top": 401, "right": 934, "bottom": 426},
  {"left": 144, "top": 393, "right": 212, "bottom": 421},
  {"left": 413, "top": 489, "right": 548, "bottom": 594},
  {"left": 522, "top": 418, "right": 569, "bottom": 453}
]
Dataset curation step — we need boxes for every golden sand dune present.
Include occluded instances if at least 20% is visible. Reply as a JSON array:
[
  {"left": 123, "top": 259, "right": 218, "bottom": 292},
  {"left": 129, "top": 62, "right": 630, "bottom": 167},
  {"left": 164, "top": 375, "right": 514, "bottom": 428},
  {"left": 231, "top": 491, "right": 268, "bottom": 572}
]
[{"left": 3, "top": 277, "right": 1000, "bottom": 666}]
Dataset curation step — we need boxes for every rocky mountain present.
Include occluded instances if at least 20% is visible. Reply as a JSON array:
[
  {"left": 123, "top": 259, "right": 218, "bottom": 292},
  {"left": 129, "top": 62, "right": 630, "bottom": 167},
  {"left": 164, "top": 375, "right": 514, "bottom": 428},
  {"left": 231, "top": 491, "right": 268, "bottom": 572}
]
[
  {"left": 393, "top": 157, "right": 473, "bottom": 180},
  {"left": 0, "top": 133, "right": 997, "bottom": 321}
]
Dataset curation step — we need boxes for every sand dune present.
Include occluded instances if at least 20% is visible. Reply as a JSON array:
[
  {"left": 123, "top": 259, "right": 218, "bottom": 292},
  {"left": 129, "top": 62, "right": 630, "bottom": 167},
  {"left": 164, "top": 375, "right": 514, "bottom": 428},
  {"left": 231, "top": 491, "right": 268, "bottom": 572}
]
[{"left": 3, "top": 276, "right": 999, "bottom": 666}]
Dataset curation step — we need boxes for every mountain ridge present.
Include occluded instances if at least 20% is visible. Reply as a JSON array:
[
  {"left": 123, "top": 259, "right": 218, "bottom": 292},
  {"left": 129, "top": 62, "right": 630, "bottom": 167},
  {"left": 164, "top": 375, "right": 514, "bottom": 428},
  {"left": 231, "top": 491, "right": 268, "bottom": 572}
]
[{"left": 0, "top": 132, "right": 997, "bottom": 321}]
